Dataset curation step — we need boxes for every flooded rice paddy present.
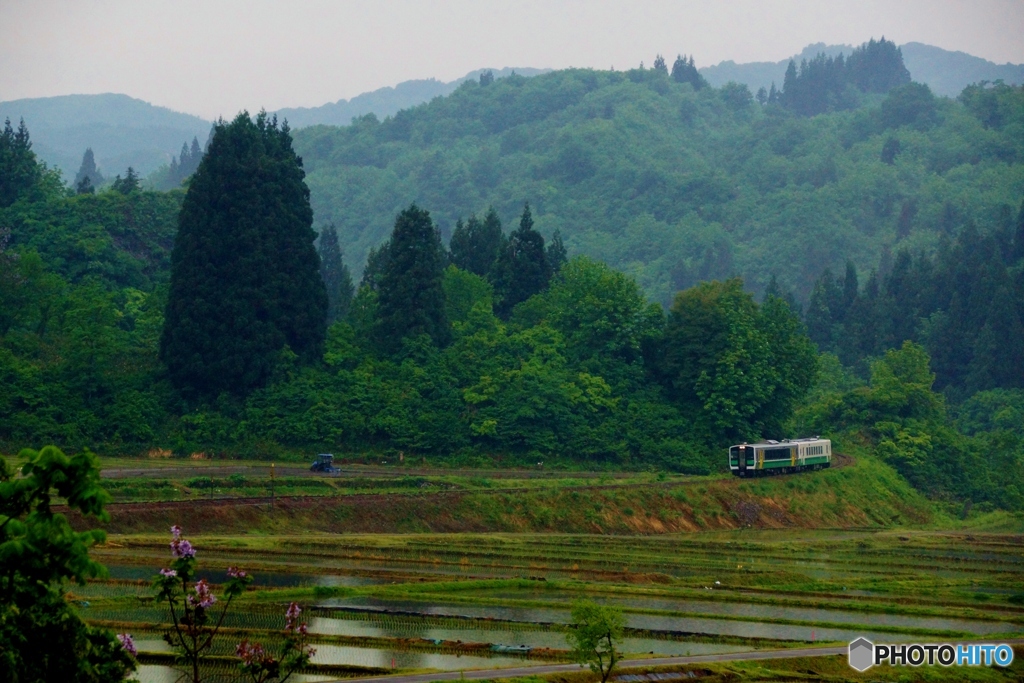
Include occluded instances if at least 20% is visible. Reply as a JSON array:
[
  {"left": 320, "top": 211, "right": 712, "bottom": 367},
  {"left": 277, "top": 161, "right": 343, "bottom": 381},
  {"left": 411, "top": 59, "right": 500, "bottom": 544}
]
[{"left": 91, "top": 529, "right": 1024, "bottom": 678}]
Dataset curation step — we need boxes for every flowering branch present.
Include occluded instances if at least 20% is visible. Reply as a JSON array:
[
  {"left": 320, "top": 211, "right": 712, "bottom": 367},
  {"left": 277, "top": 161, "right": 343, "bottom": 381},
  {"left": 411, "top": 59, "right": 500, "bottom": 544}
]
[
  {"left": 154, "top": 525, "right": 252, "bottom": 683},
  {"left": 237, "top": 602, "right": 317, "bottom": 683}
]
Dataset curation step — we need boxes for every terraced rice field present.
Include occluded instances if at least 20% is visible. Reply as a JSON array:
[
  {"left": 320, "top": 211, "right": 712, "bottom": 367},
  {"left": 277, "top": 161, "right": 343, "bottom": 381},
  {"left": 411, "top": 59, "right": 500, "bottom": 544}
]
[{"left": 80, "top": 528, "right": 1023, "bottom": 681}]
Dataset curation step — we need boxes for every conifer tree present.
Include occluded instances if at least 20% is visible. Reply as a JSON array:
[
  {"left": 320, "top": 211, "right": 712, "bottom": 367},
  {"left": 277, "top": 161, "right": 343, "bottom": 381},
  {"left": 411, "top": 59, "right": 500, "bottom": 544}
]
[
  {"left": 318, "top": 224, "right": 354, "bottom": 324},
  {"left": 75, "top": 175, "right": 94, "bottom": 195},
  {"left": 449, "top": 206, "right": 503, "bottom": 277},
  {"left": 547, "top": 229, "right": 568, "bottom": 273},
  {"left": 1013, "top": 198, "right": 1024, "bottom": 263},
  {"left": 492, "top": 202, "right": 551, "bottom": 318},
  {"left": 161, "top": 111, "right": 327, "bottom": 399},
  {"left": 361, "top": 241, "right": 391, "bottom": 291},
  {"left": 374, "top": 204, "right": 450, "bottom": 354},
  {"left": 111, "top": 167, "right": 140, "bottom": 194},
  {"left": 653, "top": 54, "right": 668, "bottom": 75},
  {"left": 0, "top": 118, "right": 42, "bottom": 208},
  {"left": 73, "top": 148, "right": 104, "bottom": 192},
  {"left": 670, "top": 55, "right": 706, "bottom": 89}
]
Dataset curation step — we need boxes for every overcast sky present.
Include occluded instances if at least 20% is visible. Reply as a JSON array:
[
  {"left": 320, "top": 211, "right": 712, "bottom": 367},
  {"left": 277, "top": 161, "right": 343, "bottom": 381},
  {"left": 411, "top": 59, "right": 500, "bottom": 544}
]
[{"left": 2, "top": 0, "right": 1022, "bottom": 120}]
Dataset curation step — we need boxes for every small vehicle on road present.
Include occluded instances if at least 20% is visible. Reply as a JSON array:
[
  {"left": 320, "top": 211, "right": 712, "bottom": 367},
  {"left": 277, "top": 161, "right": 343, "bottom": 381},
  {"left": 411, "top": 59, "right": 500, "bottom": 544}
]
[{"left": 310, "top": 453, "right": 340, "bottom": 474}]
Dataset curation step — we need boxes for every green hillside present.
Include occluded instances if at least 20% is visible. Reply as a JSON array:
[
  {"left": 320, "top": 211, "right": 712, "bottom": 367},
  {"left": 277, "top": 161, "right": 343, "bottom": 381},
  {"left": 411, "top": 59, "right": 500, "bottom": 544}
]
[
  {"left": 294, "top": 66, "right": 1024, "bottom": 303},
  {"left": 0, "top": 93, "right": 211, "bottom": 177}
]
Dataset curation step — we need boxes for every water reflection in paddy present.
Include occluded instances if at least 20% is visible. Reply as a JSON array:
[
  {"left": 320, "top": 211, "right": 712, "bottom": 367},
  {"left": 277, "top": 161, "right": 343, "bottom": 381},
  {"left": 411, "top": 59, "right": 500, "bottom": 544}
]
[
  {"left": 462, "top": 590, "right": 1019, "bottom": 635},
  {"left": 323, "top": 596, "right": 1020, "bottom": 642},
  {"left": 104, "top": 564, "right": 382, "bottom": 587},
  {"left": 309, "top": 645, "right": 543, "bottom": 670},
  {"left": 308, "top": 617, "right": 751, "bottom": 656}
]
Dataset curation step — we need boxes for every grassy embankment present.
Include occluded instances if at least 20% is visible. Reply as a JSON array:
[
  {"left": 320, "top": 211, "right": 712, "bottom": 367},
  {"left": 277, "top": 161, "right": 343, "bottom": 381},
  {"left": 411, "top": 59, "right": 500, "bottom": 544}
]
[{"left": 65, "top": 453, "right": 956, "bottom": 536}]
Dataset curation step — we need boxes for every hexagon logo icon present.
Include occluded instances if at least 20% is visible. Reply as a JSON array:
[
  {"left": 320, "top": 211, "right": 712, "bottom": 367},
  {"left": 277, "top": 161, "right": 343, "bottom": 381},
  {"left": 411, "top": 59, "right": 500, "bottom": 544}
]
[{"left": 849, "top": 637, "right": 874, "bottom": 671}]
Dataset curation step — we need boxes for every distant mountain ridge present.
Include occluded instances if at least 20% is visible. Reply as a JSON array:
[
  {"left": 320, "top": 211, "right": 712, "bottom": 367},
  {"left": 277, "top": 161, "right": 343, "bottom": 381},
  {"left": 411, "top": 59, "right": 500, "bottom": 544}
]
[
  {"left": 0, "top": 93, "right": 211, "bottom": 178},
  {"left": 272, "top": 67, "right": 549, "bottom": 128},
  {"left": 699, "top": 41, "right": 1024, "bottom": 97},
  {"left": 1, "top": 44, "right": 1020, "bottom": 180}
]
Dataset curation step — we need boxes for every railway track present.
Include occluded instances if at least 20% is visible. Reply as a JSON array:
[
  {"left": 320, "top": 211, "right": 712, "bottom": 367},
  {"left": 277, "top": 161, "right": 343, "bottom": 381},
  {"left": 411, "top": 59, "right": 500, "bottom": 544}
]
[{"left": 75, "top": 455, "right": 855, "bottom": 513}]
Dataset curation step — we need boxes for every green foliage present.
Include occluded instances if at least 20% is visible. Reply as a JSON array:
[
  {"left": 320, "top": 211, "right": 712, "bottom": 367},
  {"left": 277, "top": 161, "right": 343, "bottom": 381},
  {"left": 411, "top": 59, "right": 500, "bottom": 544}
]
[
  {"left": 799, "top": 342, "right": 1024, "bottom": 510},
  {"left": 293, "top": 62, "right": 1023, "bottom": 308},
  {"left": 0, "top": 118, "right": 44, "bottom": 208},
  {"left": 160, "top": 111, "right": 327, "bottom": 400},
  {"left": 806, "top": 218, "right": 1024, "bottom": 397},
  {"left": 660, "top": 279, "right": 816, "bottom": 442},
  {"left": 449, "top": 207, "right": 503, "bottom": 277},
  {"left": 318, "top": 223, "right": 354, "bottom": 324},
  {"left": 443, "top": 265, "right": 492, "bottom": 325},
  {"left": 374, "top": 204, "right": 450, "bottom": 354},
  {"left": 566, "top": 599, "right": 625, "bottom": 683},
  {"left": 492, "top": 203, "right": 551, "bottom": 318},
  {"left": 3, "top": 189, "right": 182, "bottom": 290},
  {"left": 0, "top": 445, "right": 135, "bottom": 682},
  {"left": 74, "top": 148, "right": 104, "bottom": 194},
  {"left": 110, "top": 167, "right": 140, "bottom": 195},
  {"left": 781, "top": 38, "right": 910, "bottom": 117}
]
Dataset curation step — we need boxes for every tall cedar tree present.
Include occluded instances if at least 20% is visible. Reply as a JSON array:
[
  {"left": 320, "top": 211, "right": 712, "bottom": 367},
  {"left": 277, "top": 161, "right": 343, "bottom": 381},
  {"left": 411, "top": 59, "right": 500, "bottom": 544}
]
[
  {"left": 73, "top": 148, "right": 103, "bottom": 194},
  {"left": 492, "top": 203, "right": 551, "bottom": 318},
  {"left": 547, "top": 229, "right": 568, "bottom": 273},
  {"left": 374, "top": 204, "right": 450, "bottom": 354},
  {"left": 0, "top": 118, "right": 42, "bottom": 208},
  {"left": 318, "top": 224, "right": 355, "bottom": 324},
  {"left": 449, "top": 207, "right": 503, "bottom": 277},
  {"left": 671, "top": 55, "right": 706, "bottom": 89},
  {"left": 161, "top": 111, "right": 327, "bottom": 399}
]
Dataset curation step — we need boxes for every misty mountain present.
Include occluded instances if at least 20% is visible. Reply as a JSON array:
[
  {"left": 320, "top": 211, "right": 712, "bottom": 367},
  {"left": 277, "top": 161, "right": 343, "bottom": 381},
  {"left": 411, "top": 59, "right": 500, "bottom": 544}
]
[
  {"left": 2, "top": 42, "right": 1019, "bottom": 183},
  {"left": 0, "top": 69, "right": 546, "bottom": 182},
  {"left": 899, "top": 42, "right": 1024, "bottom": 97},
  {"left": 0, "top": 93, "right": 212, "bottom": 179},
  {"left": 272, "top": 67, "right": 549, "bottom": 128},
  {"left": 699, "top": 42, "right": 1024, "bottom": 98}
]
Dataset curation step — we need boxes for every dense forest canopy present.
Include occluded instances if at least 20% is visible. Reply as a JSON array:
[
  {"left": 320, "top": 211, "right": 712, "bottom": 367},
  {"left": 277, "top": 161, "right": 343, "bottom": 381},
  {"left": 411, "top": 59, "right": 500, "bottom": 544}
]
[
  {"left": 293, "top": 41, "right": 1024, "bottom": 305},
  {"left": 1, "top": 48, "right": 1022, "bottom": 514}
]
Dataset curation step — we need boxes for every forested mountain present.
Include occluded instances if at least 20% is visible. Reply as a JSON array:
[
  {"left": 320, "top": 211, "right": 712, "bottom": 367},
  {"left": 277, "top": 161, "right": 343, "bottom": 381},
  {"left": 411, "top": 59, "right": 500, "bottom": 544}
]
[
  {"left": 272, "top": 68, "right": 549, "bottom": 128},
  {"left": 5, "top": 41, "right": 1017, "bottom": 183},
  {"left": 900, "top": 42, "right": 1024, "bottom": 97},
  {"left": 2, "top": 96, "right": 1022, "bottom": 511},
  {"left": 293, "top": 51, "right": 1024, "bottom": 305},
  {"left": 701, "top": 41, "right": 1024, "bottom": 97},
  {"left": 0, "top": 94, "right": 211, "bottom": 177}
]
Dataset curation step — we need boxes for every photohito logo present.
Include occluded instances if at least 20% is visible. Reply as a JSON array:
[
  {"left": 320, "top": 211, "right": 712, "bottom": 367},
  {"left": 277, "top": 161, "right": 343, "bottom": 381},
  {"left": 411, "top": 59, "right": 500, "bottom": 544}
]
[{"left": 848, "top": 638, "right": 1015, "bottom": 671}]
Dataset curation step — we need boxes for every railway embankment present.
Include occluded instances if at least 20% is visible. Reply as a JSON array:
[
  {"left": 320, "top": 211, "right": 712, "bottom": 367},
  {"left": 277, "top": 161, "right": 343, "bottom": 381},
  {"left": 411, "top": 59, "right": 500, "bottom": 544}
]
[{"left": 71, "top": 454, "right": 937, "bottom": 535}]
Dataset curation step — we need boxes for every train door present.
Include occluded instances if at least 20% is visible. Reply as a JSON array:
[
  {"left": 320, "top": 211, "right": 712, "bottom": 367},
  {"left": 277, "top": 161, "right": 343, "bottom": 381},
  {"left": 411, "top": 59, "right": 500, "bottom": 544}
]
[{"left": 738, "top": 445, "right": 747, "bottom": 476}]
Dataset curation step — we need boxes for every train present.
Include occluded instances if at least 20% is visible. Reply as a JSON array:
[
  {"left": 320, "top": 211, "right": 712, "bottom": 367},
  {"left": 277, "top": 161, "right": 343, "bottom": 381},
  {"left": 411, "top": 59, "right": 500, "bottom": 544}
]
[{"left": 728, "top": 437, "right": 831, "bottom": 477}]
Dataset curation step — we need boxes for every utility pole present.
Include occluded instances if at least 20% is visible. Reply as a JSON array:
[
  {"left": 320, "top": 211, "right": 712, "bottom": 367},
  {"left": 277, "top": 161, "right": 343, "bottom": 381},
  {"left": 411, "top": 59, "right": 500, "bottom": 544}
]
[{"left": 270, "top": 462, "right": 275, "bottom": 511}]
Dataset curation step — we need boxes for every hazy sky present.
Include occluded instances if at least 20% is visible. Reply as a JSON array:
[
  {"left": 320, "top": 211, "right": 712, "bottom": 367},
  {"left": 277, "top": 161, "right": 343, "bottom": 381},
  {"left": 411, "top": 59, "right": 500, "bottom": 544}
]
[{"left": 3, "top": 0, "right": 1023, "bottom": 120}]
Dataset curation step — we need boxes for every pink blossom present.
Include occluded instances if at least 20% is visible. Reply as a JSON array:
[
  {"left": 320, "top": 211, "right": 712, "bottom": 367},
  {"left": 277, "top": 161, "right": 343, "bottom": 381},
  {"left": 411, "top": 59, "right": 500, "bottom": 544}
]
[
  {"left": 298, "top": 623, "right": 308, "bottom": 636},
  {"left": 227, "top": 566, "right": 247, "bottom": 579},
  {"left": 117, "top": 633, "right": 137, "bottom": 657},
  {"left": 285, "top": 601, "right": 302, "bottom": 630},
  {"left": 237, "top": 639, "right": 271, "bottom": 666},
  {"left": 159, "top": 568, "right": 177, "bottom": 578},
  {"left": 194, "top": 579, "right": 216, "bottom": 608},
  {"left": 170, "top": 538, "right": 195, "bottom": 559},
  {"left": 170, "top": 525, "right": 182, "bottom": 539}
]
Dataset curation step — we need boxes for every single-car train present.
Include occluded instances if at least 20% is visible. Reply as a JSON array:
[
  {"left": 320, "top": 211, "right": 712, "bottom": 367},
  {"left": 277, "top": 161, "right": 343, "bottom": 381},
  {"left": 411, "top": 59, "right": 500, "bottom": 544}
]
[{"left": 728, "top": 438, "right": 831, "bottom": 477}]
